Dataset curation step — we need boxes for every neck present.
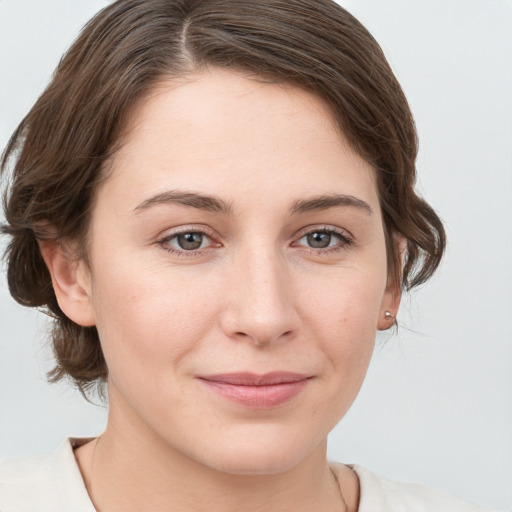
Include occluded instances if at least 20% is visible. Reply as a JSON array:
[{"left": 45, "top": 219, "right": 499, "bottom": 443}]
[
  {"left": 74, "top": 390, "right": 356, "bottom": 512},
  {"left": 76, "top": 437, "right": 350, "bottom": 511},
  {"left": 85, "top": 435, "right": 342, "bottom": 512}
]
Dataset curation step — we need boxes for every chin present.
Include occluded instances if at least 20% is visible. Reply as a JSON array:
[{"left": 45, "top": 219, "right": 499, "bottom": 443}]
[
  {"left": 189, "top": 427, "right": 326, "bottom": 476},
  {"left": 209, "top": 450, "right": 308, "bottom": 476}
]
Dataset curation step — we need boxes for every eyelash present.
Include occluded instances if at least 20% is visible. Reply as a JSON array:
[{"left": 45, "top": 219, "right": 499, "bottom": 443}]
[
  {"left": 157, "top": 227, "right": 219, "bottom": 257},
  {"left": 291, "top": 226, "right": 353, "bottom": 254},
  {"left": 157, "top": 225, "right": 353, "bottom": 256}
]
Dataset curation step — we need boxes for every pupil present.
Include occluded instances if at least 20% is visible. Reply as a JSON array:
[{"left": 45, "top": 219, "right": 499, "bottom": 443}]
[
  {"left": 307, "top": 232, "right": 331, "bottom": 248},
  {"left": 177, "top": 232, "right": 203, "bottom": 250}
]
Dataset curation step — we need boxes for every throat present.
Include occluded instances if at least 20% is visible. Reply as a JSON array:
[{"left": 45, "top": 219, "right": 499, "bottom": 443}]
[{"left": 73, "top": 436, "right": 356, "bottom": 512}]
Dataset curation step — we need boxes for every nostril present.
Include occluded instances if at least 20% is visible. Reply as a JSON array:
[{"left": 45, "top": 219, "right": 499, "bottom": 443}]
[{"left": 233, "top": 329, "right": 295, "bottom": 347}]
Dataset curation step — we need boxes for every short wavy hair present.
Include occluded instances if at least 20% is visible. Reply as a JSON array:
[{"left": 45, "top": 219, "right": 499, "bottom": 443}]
[{"left": 1, "top": 0, "right": 445, "bottom": 394}]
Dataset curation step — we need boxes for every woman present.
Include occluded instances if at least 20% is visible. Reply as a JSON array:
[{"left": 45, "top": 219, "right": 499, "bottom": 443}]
[{"left": 0, "top": 1, "right": 494, "bottom": 510}]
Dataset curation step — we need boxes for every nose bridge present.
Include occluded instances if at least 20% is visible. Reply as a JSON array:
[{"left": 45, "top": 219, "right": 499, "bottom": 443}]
[{"left": 223, "top": 241, "right": 299, "bottom": 345}]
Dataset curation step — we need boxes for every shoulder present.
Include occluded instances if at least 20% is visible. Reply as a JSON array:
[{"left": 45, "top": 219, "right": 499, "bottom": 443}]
[
  {"left": 350, "top": 464, "right": 491, "bottom": 512},
  {"left": 0, "top": 438, "right": 95, "bottom": 512}
]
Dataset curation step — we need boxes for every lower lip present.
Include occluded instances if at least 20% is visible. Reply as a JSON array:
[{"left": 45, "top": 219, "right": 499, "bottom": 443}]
[{"left": 198, "top": 379, "right": 310, "bottom": 408}]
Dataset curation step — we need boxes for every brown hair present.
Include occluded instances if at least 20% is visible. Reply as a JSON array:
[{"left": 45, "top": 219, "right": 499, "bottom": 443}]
[{"left": 1, "top": 0, "right": 445, "bottom": 393}]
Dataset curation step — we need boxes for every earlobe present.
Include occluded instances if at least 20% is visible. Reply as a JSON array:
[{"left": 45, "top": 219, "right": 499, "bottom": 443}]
[
  {"left": 377, "top": 235, "right": 405, "bottom": 331},
  {"left": 39, "top": 240, "right": 96, "bottom": 327},
  {"left": 377, "top": 291, "right": 401, "bottom": 331}
]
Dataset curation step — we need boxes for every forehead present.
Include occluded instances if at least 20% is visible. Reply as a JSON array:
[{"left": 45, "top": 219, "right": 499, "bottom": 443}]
[{"left": 98, "top": 68, "right": 379, "bottom": 213}]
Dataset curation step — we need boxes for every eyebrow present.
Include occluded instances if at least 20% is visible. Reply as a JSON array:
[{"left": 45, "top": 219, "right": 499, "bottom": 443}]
[
  {"left": 290, "top": 194, "right": 373, "bottom": 215},
  {"left": 133, "top": 190, "right": 372, "bottom": 216},
  {"left": 133, "top": 190, "right": 233, "bottom": 215}
]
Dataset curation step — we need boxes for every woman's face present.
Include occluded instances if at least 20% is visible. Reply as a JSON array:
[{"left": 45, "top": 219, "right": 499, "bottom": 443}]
[{"left": 71, "top": 69, "right": 397, "bottom": 474}]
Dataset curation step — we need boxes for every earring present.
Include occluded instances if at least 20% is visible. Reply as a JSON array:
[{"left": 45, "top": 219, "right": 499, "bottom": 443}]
[{"left": 384, "top": 311, "right": 395, "bottom": 320}]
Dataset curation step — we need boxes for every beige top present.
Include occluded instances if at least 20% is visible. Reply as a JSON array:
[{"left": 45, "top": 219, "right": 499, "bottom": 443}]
[{"left": 0, "top": 439, "right": 491, "bottom": 511}]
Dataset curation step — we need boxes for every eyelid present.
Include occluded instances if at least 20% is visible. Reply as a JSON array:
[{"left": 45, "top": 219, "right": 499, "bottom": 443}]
[
  {"left": 155, "top": 223, "right": 353, "bottom": 256},
  {"left": 157, "top": 225, "right": 222, "bottom": 255},
  {"left": 292, "top": 224, "right": 353, "bottom": 241},
  {"left": 291, "top": 225, "right": 354, "bottom": 251},
  {"left": 158, "top": 224, "right": 216, "bottom": 237}
]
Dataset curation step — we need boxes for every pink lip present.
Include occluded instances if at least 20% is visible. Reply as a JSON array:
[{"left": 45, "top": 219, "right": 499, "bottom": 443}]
[{"left": 197, "top": 372, "right": 311, "bottom": 408}]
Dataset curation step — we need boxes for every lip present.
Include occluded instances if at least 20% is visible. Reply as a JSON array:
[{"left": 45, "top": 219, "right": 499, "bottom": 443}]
[{"left": 197, "top": 372, "right": 312, "bottom": 408}]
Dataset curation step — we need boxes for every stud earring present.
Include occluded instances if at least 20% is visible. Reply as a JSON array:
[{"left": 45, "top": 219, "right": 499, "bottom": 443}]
[{"left": 384, "top": 311, "right": 395, "bottom": 320}]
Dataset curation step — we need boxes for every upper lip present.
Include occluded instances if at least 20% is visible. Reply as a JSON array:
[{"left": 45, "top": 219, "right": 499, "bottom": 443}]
[{"left": 198, "top": 372, "right": 311, "bottom": 386}]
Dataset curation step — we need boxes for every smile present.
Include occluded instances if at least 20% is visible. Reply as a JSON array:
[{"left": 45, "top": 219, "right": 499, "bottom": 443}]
[{"left": 197, "top": 372, "right": 312, "bottom": 408}]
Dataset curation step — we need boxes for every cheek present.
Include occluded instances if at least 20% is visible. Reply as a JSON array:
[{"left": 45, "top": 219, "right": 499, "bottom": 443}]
[
  {"left": 298, "top": 267, "right": 385, "bottom": 375},
  {"left": 89, "top": 260, "right": 220, "bottom": 383},
  {"left": 301, "top": 261, "right": 386, "bottom": 331}
]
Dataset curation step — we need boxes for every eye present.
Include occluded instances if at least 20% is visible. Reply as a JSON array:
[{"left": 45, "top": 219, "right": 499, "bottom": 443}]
[
  {"left": 159, "top": 230, "right": 215, "bottom": 254},
  {"left": 174, "top": 232, "right": 207, "bottom": 250},
  {"left": 304, "top": 231, "right": 336, "bottom": 249},
  {"left": 293, "top": 227, "right": 352, "bottom": 252}
]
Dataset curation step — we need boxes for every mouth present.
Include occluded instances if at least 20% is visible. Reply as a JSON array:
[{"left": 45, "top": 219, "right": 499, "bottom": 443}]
[{"left": 197, "top": 372, "right": 312, "bottom": 408}]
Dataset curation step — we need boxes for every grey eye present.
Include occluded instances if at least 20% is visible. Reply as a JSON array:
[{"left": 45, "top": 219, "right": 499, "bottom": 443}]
[
  {"left": 176, "top": 232, "right": 204, "bottom": 250},
  {"left": 306, "top": 232, "right": 333, "bottom": 248}
]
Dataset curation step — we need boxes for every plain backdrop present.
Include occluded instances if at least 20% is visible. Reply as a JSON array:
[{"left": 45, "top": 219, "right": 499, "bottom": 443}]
[{"left": 0, "top": 1, "right": 511, "bottom": 510}]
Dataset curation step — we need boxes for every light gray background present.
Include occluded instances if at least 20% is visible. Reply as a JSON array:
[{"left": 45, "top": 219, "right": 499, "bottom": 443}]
[{"left": 0, "top": 1, "right": 511, "bottom": 510}]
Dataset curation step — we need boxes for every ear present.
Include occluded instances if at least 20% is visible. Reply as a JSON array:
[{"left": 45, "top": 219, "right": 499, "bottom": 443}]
[
  {"left": 377, "top": 236, "right": 406, "bottom": 331},
  {"left": 39, "top": 240, "right": 96, "bottom": 327},
  {"left": 377, "top": 282, "right": 401, "bottom": 330}
]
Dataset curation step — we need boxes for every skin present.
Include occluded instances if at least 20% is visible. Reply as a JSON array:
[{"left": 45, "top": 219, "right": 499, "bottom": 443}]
[{"left": 41, "top": 68, "right": 399, "bottom": 512}]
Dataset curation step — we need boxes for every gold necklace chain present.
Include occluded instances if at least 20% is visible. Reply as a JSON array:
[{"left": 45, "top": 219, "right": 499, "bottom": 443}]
[
  {"left": 330, "top": 465, "right": 349, "bottom": 511},
  {"left": 89, "top": 436, "right": 102, "bottom": 512}
]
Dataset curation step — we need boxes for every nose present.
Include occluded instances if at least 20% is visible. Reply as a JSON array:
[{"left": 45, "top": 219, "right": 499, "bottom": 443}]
[{"left": 220, "top": 248, "right": 301, "bottom": 347}]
